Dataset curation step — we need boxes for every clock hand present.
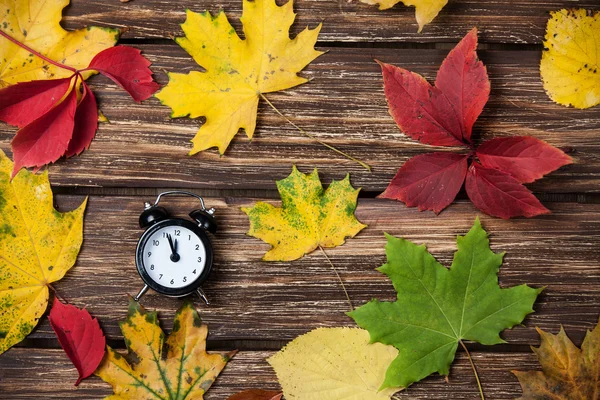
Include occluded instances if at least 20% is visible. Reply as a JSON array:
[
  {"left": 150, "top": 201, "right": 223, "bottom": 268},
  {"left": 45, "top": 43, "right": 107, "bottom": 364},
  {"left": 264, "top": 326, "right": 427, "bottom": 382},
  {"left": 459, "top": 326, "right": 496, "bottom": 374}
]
[{"left": 166, "top": 233, "right": 180, "bottom": 262}]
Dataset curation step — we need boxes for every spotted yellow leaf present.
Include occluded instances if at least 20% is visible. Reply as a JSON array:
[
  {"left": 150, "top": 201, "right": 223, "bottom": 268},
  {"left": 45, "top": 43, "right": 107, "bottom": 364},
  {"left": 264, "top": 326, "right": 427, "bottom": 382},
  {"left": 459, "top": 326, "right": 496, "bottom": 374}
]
[
  {"left": 541, "top": 9, "right": 600, "bottom": 109},
  {"left": 268, "top": 328, "right": 402, "bottom": 400},
  {"left": 0, "top": 149, "right": 86, "bottom": 354},
  {"left": 0, "top": 0, "right": 119, "bottom": 87},
  {"left": 242, "top": 166, "right": 366, "bottom": 261},
  {"left": 96, "top": 299, "right": 235, "bottom": 399},
  {"left": 360, "top": 0, "right": 447, "bottom": 32},
  {"left": 155, "top": 0, "right": 323, "bottom": 155}
]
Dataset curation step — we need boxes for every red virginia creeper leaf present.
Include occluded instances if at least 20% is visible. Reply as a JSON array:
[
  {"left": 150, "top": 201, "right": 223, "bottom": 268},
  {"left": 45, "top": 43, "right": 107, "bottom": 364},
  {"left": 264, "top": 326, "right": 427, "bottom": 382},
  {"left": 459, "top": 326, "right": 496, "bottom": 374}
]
[
  {"left": 11, "top": 88, "right": 78, "bottom": 177},
  {"left": 48, "top": 298, "right": 106, "bottom": 386},
  {"left": 379, "top": 60, "right": 465, "bottom": 147},
  {"left": 379, "top": 152, "right": 468, "bottom": 213},
  {"left": 227, "top": 390, "right": 283, "bottom": 400},
  {"left": 435, "top": 28, "right": 490, "bottom": 143},
  {"left": 476, "top": 136, "right": 573, "bottom": 184},
  {"left": 465, "top": 163, "right": 550, "bottom": 219},
  {"left": 0, "top": 78, "right": 72, "bottom": 127},
  {"left": 65, "top": 82, "right": 98, "bottom": 157},
  {"left": 88, "top": 46, "right": 159, "bottom": 102}
]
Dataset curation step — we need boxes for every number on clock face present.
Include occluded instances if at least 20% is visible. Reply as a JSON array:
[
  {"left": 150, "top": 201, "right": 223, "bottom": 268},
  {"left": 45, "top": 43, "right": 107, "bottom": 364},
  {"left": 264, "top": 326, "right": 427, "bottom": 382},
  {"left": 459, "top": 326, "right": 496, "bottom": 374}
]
[{"left": 143, "top": 225, "right": 206, "bottom": 288}]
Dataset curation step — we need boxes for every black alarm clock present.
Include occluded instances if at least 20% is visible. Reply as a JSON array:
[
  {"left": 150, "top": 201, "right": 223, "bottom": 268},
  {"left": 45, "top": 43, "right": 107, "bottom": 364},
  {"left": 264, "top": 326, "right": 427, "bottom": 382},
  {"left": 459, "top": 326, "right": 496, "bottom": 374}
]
[{"left": 133, "top": 191, "right": 217, "bottom": 305}]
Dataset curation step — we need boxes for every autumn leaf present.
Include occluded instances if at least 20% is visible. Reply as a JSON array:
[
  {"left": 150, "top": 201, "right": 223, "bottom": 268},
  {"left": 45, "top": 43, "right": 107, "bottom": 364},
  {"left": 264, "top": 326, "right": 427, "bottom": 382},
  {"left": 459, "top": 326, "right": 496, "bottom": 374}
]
[
  {"left": 48, "top": 298, "right": 106, "bottom": 386},
  {"left": 378, "top": 28, "right": 572, "bottom": 218},
  {"left": 359, "top": 0, "right": 448, "bottom": 32},
  {"left": 228, "top": 390, "right": 283, "bottom": 400},
  {"left": 242, "top": 166, "right": 366, "bottom": 261},
  {"left": 155, "top": 0, "right": 323, "bottom": 155},
  {"left": 0, "top": 0, "right": 119, "bottom": 87},
  {"left": 96, "top": 298, "right": 235, "bottom": 399},
  {"left": 0, "top": 150, "right": 86, "bottom": 355},
  {"left": 513, "top": 319, "right": 600, "bottom": 399},
  {"left": 349, "top": 218, "right": 541, "bottom": 389},
  {"left": 268, "top": 328, "right": 402, "bottom": 399},
  {"left": 0, "top": 42, "right": 159, "bottom": 175},
  {"left": 540, "top": 9, "right": 600, "bottom": 109}
]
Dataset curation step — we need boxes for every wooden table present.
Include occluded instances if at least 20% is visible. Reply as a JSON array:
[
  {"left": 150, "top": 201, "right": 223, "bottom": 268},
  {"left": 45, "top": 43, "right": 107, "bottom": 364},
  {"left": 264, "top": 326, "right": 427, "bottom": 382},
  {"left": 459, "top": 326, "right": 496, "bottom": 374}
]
[{"left": 1, "top": 0, "right": 599, "bottom": 398}]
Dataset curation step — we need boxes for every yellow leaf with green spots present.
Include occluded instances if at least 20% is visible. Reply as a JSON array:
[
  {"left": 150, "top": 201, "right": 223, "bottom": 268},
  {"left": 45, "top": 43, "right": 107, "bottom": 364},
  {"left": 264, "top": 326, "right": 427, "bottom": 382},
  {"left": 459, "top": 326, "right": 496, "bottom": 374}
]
[
  {"left": 0, "top": 149, "right": 86, "bottom": 354},
  {"left": 96, "top": 298, "right": 235, "bottom": 400},
  {"left": 0, "top": 0, "right": 120, "bottom": 87},
  {"left": 155, "top": 0, "right": 323, "bottom": 155},
  {"left": 359, "top": 0, "right": 448, "bottom": 32},
  {"left": 540, "top": 9, "right": 600, "bottom": 109},
  {"left": 242, "top": 166, "right": 366, "bottom": 261}
]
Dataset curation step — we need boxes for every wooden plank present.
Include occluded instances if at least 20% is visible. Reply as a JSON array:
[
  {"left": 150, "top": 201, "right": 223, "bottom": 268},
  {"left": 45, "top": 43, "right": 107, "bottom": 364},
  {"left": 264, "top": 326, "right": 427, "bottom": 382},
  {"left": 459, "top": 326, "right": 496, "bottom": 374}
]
[
  {"left": 1, "top": 46, "right": 598, "bottom": 192},
  {"left": 0, "top": 348, "right": 554, "bottom": 399},
  {"left": 15, "top": 195, "right": 598, "bottom": 347},
  {"left": 57, "top": 0, "right": 600, "bottom": 43}
]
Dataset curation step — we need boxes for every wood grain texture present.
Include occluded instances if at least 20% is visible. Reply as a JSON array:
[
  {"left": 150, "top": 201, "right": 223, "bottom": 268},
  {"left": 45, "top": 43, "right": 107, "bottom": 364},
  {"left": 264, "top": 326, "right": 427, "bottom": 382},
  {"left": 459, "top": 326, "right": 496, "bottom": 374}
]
[
  {"left": 1, "top": 46, "right": 597, "bottom": 192},
  {"left": 57, "top": 0, "right": 600, "bottom": 43},
  {"left": 0, "top": 347, "right": 575, "bottom": 399},
  {"left": 6, "top": 195, "right": 593, "bottom": 347}
]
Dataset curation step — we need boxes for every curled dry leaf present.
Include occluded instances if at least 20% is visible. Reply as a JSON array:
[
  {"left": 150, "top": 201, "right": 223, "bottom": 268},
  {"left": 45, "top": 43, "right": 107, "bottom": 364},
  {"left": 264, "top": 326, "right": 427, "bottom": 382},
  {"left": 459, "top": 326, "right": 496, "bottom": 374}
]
[
  {"left": 513, "top": 319, "right": 600, "bottom": 399},
  {"left": 0, "top": 150, "right": 86, "bottom": 355},
  {"left": 48, "top": 298, "right": 106, "bottom": 386},
  {"left": 96, "top": 298, "right": 235, "bottom": 399},
  {"left": 349, "top": 219, "right": 541, "bottom": 389},
  {"left": 242, "top": 166, "right": 366, "bottom": 261},
  {"left": 156, "top": 0, "right": 323, "bottom": 155},
  {"left": 378, "top": 28, "right": 572, "bottom": 218},
  {"left": 541, "top": 9, "right": 600, "bottom": 109},
  {"left": 360, "top": 0, "right": 448, "bottom": 32},
  {"left": 268, "top": 328, "right": 401, "bottom": 399}
]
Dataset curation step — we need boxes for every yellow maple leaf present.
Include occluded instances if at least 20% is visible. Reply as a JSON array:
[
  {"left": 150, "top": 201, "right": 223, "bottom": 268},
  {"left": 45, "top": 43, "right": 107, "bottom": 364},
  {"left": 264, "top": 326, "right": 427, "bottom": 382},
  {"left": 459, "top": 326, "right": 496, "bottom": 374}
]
[
  {"left": 0, "top": 0, "right": 119, "bottom": 87},
  {"left": 242, "top": 166, "right": 366, "bottom": 261},
  {"left": 96, "top": 299, "right": 235, "bottom": 399},
  {"left": 540, "top": 9, "right": 600, "bottom": 109},
  {"left": 155, "top": 0, "right": 323, "bottom": 155},
  {"left": 268, "top": 328, "right": 402, "bottom": 399},
  {"left": 0, "top": 149, "right": 86, "bottom": 354},
  {"left": 360, "top": 0, "right": 448, "bottom": 32},
  {"left": 512, "top": 319, "right": 600, "bottom": 399}
]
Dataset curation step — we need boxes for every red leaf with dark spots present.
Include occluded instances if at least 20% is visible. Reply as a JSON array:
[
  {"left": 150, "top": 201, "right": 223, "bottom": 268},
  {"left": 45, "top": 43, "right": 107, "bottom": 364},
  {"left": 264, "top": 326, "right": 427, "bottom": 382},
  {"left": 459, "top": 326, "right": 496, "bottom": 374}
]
[
  {"left": 435, "top": 28, "right": 490, "bottom": 143},
  {"left": 476, "top": 136, "right": 573, "bottom": 183},
  {"left": 0, "top": 78, "right": 72, "bottom": 127},
  {"left": 65, "top": 82, "right": 98, "bottom": 157},
  {"left": 227, "top": 390, "right": 283, "bottom": 400},
  {"left": 48, "top": 298, "right": 106, "bottom": 386},
  {"left": 379, "top": 152, "right": 468, "bottom": 213},
  {"left": 379, "top": 61, "right": 465, "bottom": 147},
  {"left": 465, "top": 163, "right": 550, "bottom": 219},
  {"left": 88, "top": 46, "right": 159, "bottom": 102},
  {"left": 11, "top": 88, "right": 78, "bottom": 177}
]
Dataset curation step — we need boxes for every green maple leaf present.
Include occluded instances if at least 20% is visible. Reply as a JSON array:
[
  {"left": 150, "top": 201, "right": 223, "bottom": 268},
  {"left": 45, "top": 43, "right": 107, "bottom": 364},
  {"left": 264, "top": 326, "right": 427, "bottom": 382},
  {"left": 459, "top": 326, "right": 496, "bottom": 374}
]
[{"left": 349, "top": 218, "right": 541, "bottom": 389}]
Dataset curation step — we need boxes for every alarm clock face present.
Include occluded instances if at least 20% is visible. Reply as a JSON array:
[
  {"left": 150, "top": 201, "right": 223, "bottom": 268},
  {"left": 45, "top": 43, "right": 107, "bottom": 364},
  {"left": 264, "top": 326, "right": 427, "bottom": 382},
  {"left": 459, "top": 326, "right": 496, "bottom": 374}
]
[{"left": 136, "top": 219, "right": 213, "bottom": 296}]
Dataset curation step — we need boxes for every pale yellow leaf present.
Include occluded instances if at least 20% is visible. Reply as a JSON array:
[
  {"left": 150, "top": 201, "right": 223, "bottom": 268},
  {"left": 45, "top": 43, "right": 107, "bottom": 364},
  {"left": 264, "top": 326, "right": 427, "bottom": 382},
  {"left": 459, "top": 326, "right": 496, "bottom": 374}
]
[
  {"left": 360, "top": 0, "right": 448, "bottom": 32},
  {"left": 268, "top": 328, "right": 402, "bottom": 400}
]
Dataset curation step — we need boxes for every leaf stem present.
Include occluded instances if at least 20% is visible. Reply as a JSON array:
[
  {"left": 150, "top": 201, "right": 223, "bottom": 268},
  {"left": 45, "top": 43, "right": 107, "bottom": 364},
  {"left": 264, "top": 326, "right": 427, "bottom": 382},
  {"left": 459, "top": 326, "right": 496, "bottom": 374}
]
[
  {"left": 0, "top": 30, "right": 77, "bottom": 73},
  {"left": 48, "top": 284, "right": 68, "bottom": 304},
  {"left": 459, "top": 340, "right": 485, "bottom": 400},
  {"left": 318, "top": 245, "right": 353, "bottom": 312},
  {"left": 259, "top": 93, "right": 371, "bottom": 171}
]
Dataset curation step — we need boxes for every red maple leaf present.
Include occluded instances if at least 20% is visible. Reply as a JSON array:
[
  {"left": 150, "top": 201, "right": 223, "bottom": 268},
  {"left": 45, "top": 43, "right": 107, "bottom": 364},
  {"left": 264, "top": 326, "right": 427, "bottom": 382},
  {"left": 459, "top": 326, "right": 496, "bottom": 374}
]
[
  {"left": 48, "top": 298, "right": 106, "bottom": 386},
  {"left": 0, "top": 31, "right": 159, "bottom": 177},
  {"left": 378, "top": 28, "right": 572, "bottom": 219}
]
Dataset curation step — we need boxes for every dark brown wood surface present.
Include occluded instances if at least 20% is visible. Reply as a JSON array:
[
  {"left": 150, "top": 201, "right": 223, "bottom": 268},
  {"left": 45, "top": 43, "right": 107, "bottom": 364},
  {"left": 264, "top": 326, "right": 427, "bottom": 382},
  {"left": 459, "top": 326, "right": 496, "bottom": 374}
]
[{"left": 1, "top": 0, "right": 599, "bottom": 399}]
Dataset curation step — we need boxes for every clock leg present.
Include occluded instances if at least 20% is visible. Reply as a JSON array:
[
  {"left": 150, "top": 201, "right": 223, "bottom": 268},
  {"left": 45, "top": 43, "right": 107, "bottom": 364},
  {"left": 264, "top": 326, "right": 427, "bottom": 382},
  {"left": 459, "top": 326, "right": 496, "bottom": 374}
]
[
  {"left": 134, "top": 285, "right": 149, "bottom": 302},
  {"left": 196, "top": 288, "right": 210, "bottom": 305}
]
